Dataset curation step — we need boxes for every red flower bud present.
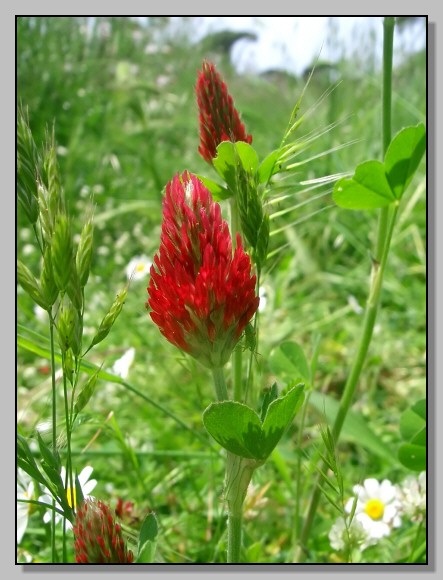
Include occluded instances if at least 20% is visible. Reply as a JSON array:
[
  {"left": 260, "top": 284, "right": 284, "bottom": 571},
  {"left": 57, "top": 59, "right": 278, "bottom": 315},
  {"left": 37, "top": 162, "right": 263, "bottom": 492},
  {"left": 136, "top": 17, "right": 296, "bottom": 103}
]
[
  {"left": 73, "top": 499, "right": 134, "bottom": 564},
  {"left": 196, "top": 60, "right": 252, "bottom": 163},
  {"left": 147, "top": 172, "right": 259, "bottom": 369}
]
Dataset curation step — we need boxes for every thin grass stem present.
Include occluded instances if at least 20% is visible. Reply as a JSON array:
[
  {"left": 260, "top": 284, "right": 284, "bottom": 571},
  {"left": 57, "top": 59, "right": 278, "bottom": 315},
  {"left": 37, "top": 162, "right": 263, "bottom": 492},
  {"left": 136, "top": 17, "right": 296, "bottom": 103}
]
[{"left": 294, "top": 16, "right": 398, "bottom": 562}]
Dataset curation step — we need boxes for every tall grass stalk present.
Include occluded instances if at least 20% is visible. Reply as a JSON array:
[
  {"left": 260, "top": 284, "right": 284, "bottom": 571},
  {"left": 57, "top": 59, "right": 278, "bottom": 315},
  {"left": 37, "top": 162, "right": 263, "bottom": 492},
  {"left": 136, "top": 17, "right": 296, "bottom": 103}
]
[
  {"left": 62, "top": 357, "right": 74, "bottom": 560},
  {"left": 294, "top": 17, "right": 398, "bottom": 562},
  {"left": 48, "top": 316, "right": 57, "bottom": 562}
]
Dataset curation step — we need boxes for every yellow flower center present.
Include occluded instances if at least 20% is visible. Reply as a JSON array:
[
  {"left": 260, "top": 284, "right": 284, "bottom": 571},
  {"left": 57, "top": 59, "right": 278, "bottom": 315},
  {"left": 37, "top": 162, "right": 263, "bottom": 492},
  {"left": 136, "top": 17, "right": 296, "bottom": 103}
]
[
  {"left": 66, "top": 487, "right": 77, "bottom": 509},
  {"left": 135, "top": 263, "right": 145, "bottom": 272},
  {"left": 364, "top": 498, "right": 385, "bottom": 520}
]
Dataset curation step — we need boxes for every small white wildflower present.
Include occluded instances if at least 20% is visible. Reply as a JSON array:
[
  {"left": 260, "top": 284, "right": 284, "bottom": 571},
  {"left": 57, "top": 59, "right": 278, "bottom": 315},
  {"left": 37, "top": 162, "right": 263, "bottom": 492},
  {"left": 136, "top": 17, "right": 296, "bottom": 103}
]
[
  {"left": 398, "top": 471, "right": 426, "bottom": 522},
  {"left": 104, "top": 482, "right": 114, "bottom": 494},
  {"left": 20, "top": 228, "right": 31, "bottom": 241},
  {"left": 97, "top": 21, "right": 111, "bottom": 39},
  {"left": 34, "top": 304, "right": 47, "bottom": 323},
  {"left": 329, "top": 516, "right": 372, "bottom": 552},
  {"left": 132, "top": 29, "right": 143, "bottom": 43},
  {"left": 80, "top": 185, "right": 91, "bottom": 198},
  {"left": 17, "top": 469, "right": 35, "bottom": 544},
  {"left": 35, "top": 420, "right": 52, "bottom": 435},
  {"left": 111, "top": 348, "right": 136, "bottom": 379},
  {"left": 126, "top": 255, "right": 152, "bottom": 281},
  {"left": 97, "top": 245, "right": 110, "bottom": 256},
  {"left": 56, "top": 145, "right": 68, "bottom": 156},
  {"left": 22, "top": 244, "right": 35, "bottom": 256},
  {"left": 333, "top": 233, "right": 345, "bottom": 248},
  {"left": 156, "top": 75, "right": 170, "bottom": 88},
  {"left": 345, "top": 478, "right": 402, "bottom": 541},
  {"left": 258, "top": 286, "right": 268, "bottom": 312},
  {"left": 79, "top": 24, "right": 90, "bottom": 37},
  {"left": 144, "top": 43, "right": 159, "bottom": 54},
  {"left": 82, "top": 326, "right": 95, "bottom": 337},
  {"left": 92, "top": 184, "right": 104, "bottom": 195},
  {"left": 132, "top": 222, "right": 143, "bottom": 237},
  {"left": 22, "top": 367, "right": 37, "bottom": 379},
  {"left": 147, "top": 99, "right": 160, "bottom": 112}
]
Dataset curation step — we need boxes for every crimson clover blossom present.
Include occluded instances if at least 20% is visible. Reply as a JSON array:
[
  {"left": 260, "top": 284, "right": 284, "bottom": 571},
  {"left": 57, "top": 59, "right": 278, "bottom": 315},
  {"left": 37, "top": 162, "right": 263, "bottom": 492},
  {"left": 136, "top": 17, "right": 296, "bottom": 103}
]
[
  {"left": 73, "top": 499, "right": 134, "bottom": 564},
  {"left": 196, "top": 60, "right": 252, "bottom": 163},
  {"left": 147, "top": 172, "right": 259, "bottom": 368}
]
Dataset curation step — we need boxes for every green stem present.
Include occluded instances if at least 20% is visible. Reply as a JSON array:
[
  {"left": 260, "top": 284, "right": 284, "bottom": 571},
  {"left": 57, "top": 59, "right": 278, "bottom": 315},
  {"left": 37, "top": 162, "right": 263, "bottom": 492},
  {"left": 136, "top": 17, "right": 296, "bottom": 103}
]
[
  {"left": 227, "top": 510, "right": 243, "bottom": 563},
  {"left": 332, "top": 207, "right": 398, "bottom": 441},
  {"left": 212, "top": 367, "right": 228, "bottom": 401},
  {"left": 244, "top": 271, "right": 261, "bottom": 405},
  {"left": 375, "top": 17, "right": 395, "bottom": 262},
  {"left": 48, "top": 315, "right": 57, "bottom": 563},
  {"left": 233, "top": 347, "right": 243, "bottom": 402},
  {"left": 62, "top": 518, "right": 67, "bottom": 562},
  {"left": 297, "top": 204, "right": 399, "bottom": 561},
  {"left": 230, "top": 197, "right": 243, "bottom": 401},
  {"left": 408, "top": 520, "right": 424, "bottom": 563},
  {"left": 382, "top": 18, "right": 395, "bottom": 155},
  {"left": 225, "top": 453, "right": 256, "bottom": 563},
  {"left": 62, "top": 355, "right": 74, "bottom": 562},
  {"left": 294, "top": 17, "right": 397, "bottom": 562}
]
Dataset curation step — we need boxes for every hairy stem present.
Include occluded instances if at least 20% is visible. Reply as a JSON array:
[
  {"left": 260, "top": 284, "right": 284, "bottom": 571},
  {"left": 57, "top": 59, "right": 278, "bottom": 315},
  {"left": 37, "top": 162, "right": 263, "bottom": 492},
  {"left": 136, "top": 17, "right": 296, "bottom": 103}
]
[
  {"left": 225, "top": 453, "right": 256, "bottom": 563},
  {"left": 212, "top": 366, "right": 228, "bottom": 401}
]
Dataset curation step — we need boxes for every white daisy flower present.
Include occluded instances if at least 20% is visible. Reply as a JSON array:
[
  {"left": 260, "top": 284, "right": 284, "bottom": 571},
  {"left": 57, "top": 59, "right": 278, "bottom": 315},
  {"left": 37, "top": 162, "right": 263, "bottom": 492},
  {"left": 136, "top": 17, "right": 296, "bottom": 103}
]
[
  {"left": 126, "top": 255, "right": 152, "bottom": 281},
  {"left": 398, "top": 471, "right": 426, "bottom": 522},
  {"left": 345, "top": 478, "right": 402, "bottom": 540},
  {"left": 17, "top": 470, "right": 35, "bottom": 544},
  {"left": 38, "top": 465, "right": 97, "bottom": 529},
  {"left": 329, "top": 515, "right": 372, "bottom": 552},
  {"left": 111, "top": 347, "right": 136, "bottom": 379}
]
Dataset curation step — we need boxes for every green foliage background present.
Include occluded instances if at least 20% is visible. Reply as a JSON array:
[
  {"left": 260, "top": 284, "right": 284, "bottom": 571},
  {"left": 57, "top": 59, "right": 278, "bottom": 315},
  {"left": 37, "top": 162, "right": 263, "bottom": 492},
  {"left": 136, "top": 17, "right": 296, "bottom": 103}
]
[{"left": 17, "top": 17, "right": 426, "bottom": 563}]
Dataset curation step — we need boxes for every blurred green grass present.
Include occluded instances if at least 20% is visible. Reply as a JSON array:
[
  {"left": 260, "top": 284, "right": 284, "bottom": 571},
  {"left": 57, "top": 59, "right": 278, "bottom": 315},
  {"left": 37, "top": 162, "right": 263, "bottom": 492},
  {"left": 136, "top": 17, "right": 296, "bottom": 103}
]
[{"left": 17, "top": 17, "right": 426, "bottom": 563}]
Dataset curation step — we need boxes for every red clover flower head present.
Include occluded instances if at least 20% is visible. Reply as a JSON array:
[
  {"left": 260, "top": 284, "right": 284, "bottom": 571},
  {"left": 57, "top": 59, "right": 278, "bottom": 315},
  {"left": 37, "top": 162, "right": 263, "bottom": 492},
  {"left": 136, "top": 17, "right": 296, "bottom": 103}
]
[
  {"left": 73, "top": 499, "right": 134, "bottom": 564},
  {"left": 147, "top": 171, "right": 259, "bottom": 369},
  {"left": 196, "top": 59, "right": 252, "bottom": 163}
]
